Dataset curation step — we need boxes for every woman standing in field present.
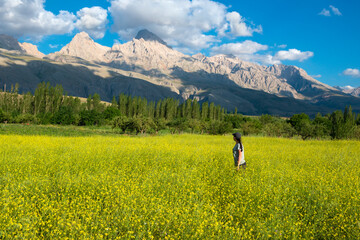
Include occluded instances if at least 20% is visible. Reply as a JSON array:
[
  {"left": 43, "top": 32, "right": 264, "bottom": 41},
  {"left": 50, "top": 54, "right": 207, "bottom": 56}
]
[{"left": 233, "top": 132, "right": 246, "bottom": 170}]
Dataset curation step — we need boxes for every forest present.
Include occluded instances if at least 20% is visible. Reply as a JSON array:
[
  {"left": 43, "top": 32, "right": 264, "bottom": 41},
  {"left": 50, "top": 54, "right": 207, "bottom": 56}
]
[{"left": 1, "top": 82, "right": 360, "bottom": 139}]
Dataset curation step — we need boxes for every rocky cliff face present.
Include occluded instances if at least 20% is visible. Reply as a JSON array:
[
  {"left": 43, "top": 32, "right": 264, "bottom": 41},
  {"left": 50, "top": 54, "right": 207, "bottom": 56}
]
[
  {"left": 194, "top": 55, "right": 302, "bottom": 98},
  {"left": 47, "top": 32, "right": 110, "bottom": 62},
  {"left": 101, "top": 33, "right": 337, "bottom": 100},
  {"left": 19, "top": 42, "right": 45, "bottom": 59},
  {"left": 105, "top": 37, "right": 186, "bottom": 73}
]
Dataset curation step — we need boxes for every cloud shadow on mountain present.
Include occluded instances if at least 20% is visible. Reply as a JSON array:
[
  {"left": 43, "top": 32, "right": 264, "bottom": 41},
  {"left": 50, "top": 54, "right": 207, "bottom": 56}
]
[
  {"left": 104, "top": 62, "right": 170, "bottom": 79},
  {"left": 0, "top": 59, "right": 181, "bottom": 102}
]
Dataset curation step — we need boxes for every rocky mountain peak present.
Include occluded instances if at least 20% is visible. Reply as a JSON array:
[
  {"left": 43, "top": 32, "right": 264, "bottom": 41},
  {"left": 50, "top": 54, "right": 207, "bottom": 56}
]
[
  {"left": 135, "top": 29, "right": 170, "bottom": 47},
  {"left": 19, "top": 42, "right": 45, "bottom": 58},
  {"left": 192, "top": 53, "right": 207, "bottom": 61},
  {"left": 63, "top": 32, "right": 96, "bottom": 48},
  {"left": 52, "top": 31, "right": 110, "bottom": 62},
  {"left": 73, "top": 31, "right": 92, "bottom": 40}
]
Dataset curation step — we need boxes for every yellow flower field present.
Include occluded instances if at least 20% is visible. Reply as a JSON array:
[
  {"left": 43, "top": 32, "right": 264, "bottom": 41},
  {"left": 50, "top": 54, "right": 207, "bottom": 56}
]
[{"left": 0, "top": 134, "right": 359, "bottom": 239}]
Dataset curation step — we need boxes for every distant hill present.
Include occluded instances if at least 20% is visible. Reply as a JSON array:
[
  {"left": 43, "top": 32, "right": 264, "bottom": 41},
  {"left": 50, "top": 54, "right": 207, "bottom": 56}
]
[{"left": 1, "top": 31, "right": 360, "bottom": 116}]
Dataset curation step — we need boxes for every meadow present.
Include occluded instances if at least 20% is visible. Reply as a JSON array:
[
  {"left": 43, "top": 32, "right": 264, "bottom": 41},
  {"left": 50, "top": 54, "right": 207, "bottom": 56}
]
[{"left": 0, "top": 132, "right": 359, "bottom": 239}]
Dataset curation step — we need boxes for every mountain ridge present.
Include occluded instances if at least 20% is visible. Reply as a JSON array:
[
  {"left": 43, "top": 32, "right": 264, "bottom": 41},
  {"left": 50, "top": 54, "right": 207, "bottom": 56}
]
[
  {"left": 20, "top": 30, "right": 340, "bottom": 101},
  {"left": 1, "top": 30, "right": 360, "bottom": 115}
]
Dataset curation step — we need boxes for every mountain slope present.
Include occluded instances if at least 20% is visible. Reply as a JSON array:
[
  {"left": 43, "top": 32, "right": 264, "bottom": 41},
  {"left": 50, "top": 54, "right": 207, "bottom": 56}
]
[
  {"left": 0, "top": 50, "right": 180, "bottom": 102},
  {"left": 100, "top": 31, "right": 339, "bottom": 100},
  {"left": 1, "top": 31, "right": 360, "bottom": 116},
  {"left": 1, "top": 49, "right": 331, "bottom": 116},
  {"left": 2, "top": 49, "right": 360, "bottom": 116}
]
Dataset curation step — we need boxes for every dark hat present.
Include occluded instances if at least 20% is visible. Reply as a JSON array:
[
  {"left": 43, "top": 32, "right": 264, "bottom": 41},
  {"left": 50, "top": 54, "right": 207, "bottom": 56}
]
[{"left": 232, "top": 132, "right": 241, "bottom": 139}]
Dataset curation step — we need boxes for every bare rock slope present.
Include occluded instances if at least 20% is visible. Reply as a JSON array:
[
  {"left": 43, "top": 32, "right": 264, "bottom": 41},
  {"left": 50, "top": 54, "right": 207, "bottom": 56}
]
[
  {"left": 19, "top": 42, "right": 45, "bottom": 59},
  {"left": 45, "top": 30, "right": 326, "bottom": 100},
  {"left": 102, "top": 32, "right": 338, "bottom": 100}
]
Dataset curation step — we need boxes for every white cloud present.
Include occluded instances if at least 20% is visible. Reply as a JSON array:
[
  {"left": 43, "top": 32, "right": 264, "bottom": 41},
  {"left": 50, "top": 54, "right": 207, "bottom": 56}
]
[
  {"left": 319, "top": 5, "right": 342, "bottom": 17},
  {"left": 210, "top": 41, "right": 281, "bottom": 65},
  {"left": 311, "top": 74, "right": 322, "bottom": 78},
  {"left": 0, "top": 1, "right": 109, "bottom": 41},
  {"left": 274, "top": 49, "right": 314, "bottom": 62},
  {"left": 49, "top": 44, "right": 59, "bottom": 49},
  {"left": 211, "top": 41, "right": 268, "bottom": 55},
  {"left": 277, "top": 44, "right": 287, "bottom": 49},
  {"left": 240, "top": 54, "right": 281, "bottom": 65},
  {"left": 319, "top": 9, "right": 331, "bottom": 16},
  {"left": 224, "top": 12, "right": 262, "bottom": 37},
  {"left": 0, "top": 0, "right": 76, "bottom": 40},
  {"left": 340, "top": 85, "right": 355, "bottom": 90},
  {"left": 211, "top": 42, "right": 314, "bottom": 65},
  {"left": 329, "top": 5, "right": 342, "bottom": 16},
  {"left": 109, "top": 0, "right": 261, "bottom": 52},
  {"left": 75, "top": 7, "right": 108, "bottom": 39},
  {"left": 343, "top": 68, "right": 360, "bottom": 78}
]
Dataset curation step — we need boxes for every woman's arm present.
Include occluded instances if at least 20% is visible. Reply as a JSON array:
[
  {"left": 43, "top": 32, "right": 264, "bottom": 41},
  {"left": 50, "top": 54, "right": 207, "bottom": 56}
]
[{"left": 237, "top": 150, "right": 242, "bottom": 171}]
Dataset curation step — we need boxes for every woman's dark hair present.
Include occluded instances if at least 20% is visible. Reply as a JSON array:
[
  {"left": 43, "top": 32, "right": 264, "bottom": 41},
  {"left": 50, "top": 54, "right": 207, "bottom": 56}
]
[
  {"left": 237, "top": 136, "right": 243, "bottom": 152},
  {"left": 233, "top": 132, "right": 243, "bottom": 151}
]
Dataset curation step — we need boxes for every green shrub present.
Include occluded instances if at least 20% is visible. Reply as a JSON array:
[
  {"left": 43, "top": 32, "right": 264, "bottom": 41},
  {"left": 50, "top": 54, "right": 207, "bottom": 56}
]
[
  {"left": 15, "top": 114, "right": 37, "bottom": 124},
  {"left": 52, "top": 106, "right": 76, "bottom": 125},
  {"left": 207, "top": 121, "right": 232, "bottom": 135},
  {"left": 79, "top": 110, "right": 103, "bottom": 126}
]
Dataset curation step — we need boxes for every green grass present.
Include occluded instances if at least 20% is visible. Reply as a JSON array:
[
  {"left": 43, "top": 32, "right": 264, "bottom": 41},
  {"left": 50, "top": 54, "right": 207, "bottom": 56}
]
[
  {"left": 0, "top": 124, "right": 193, "bottom": 137},
  {"left": 0, "top": 124, "right": 120, "bottom": 137}
]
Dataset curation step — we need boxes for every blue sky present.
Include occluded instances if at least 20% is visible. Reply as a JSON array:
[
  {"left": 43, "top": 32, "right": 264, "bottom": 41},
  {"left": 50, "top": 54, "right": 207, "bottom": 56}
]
[{"left": 1, "top": 0, "right": 359, "bottom": 87}]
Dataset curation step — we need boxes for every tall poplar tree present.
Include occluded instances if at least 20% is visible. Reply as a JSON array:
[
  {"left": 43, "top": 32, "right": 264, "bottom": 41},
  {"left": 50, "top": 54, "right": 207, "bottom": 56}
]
[{"left": 201, "top": 102, "right": 209, "bottom": 120}]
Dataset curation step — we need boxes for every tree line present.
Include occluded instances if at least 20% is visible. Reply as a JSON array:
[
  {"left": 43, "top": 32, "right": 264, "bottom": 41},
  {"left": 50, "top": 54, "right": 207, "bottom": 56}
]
[{"left": 0, "top": 82, "right": 360, "bottom": 139}]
